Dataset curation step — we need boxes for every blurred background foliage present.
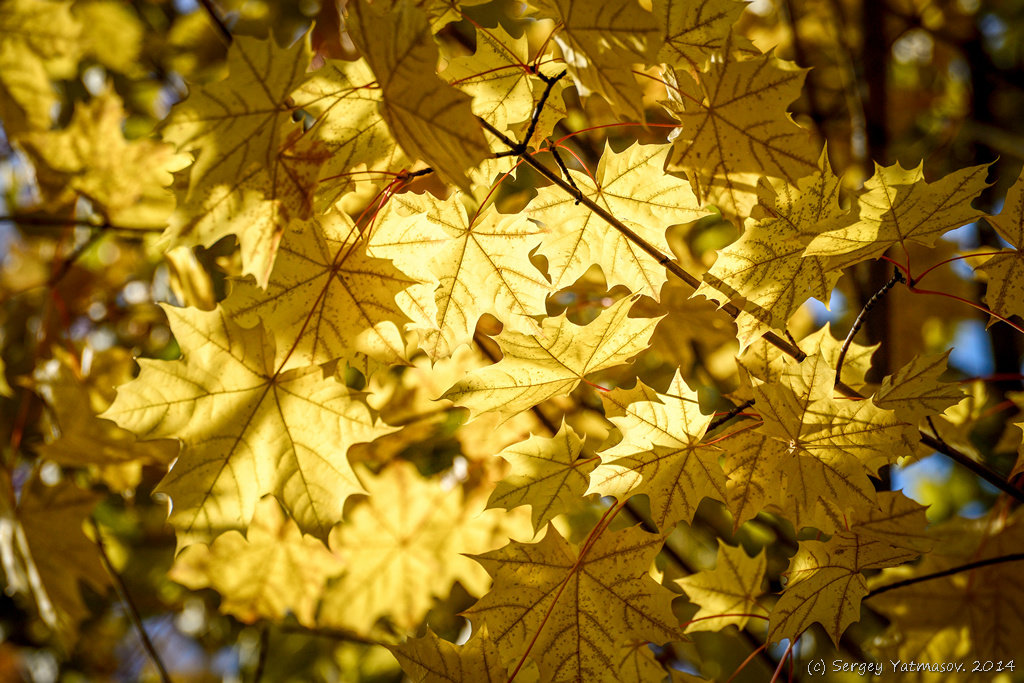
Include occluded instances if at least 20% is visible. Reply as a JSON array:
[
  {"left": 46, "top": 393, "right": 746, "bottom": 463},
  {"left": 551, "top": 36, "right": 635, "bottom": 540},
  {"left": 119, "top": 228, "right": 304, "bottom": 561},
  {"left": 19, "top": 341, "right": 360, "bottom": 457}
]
[{"left": 0, "top": 0, "right": 1023, "bottom": 680}]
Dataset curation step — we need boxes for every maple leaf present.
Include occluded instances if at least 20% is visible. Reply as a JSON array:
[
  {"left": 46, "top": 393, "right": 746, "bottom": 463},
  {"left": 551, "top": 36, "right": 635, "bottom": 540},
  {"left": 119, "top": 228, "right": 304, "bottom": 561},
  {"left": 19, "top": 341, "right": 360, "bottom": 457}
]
[
  {"left": 530, "top": 0, "right": 660, "bottom": 120},
  {"left": 464, "top": 524, "right": 683, "bottom": 681},
  {"left": 0, "top": 0, "right": 80, "bottom": 134},
  {"left": 442, "top": 296, "right": 661, "bottom": 421},
  {"left": 752, "top": 353, "right": 915, "bottom": 531},
  {"left": 677, "top": 539, "right": 767, "bottom": 632},
  {"left": 162, "top": 33, "right": 320, "bottom": 285},
  {"left": 661, "top": 54, "right": 819, "bottom": 217},
  {"left": 769, "top": 533, "right": 919, "bottom": 644},
  {"left": 589, "top": 371, "right": 726, "bottom": 529},
  {"left": 170, "top": 496, "right": 343, "bottom": 626},
  {"left": 805, "top": 162, "right": 990, "bottom": 268},
  {"left": 696, "top": 153, "right": 853, "bottom": 348},
  {"left": 0, "top": 473, "right": 107, "bottom": 644},
  {"left": 770, "top": 492, "right": 930, "bottom": 644},
  {"left": 653, "top": 0, "right": 748, "bottom": 69},
  {"left": 528, "top": 142, "right": 706, "bottom": 298},
  {"left": 318, "top": 461, "right": 527, "bottom": 633},
  {"left": 223, "top": 209, "right": 415, "bottom": 370},
  {"left": 873, "top": 351, "right": 965, "bottom": 424},
  {"left": 488, "top": 421, "right": 596, "bottom": 533},
  {"left": 291, "top": 58, "right": 409, "bottom": 210},
  {"left": 17, "top": 92, "right": 187, "bottom": 228},
  {"left": 103, "top": 306, "right": 392, "bottom": 546},
  {"left": 389, "top": 626, "right": 506, "bottom": 683},
  {"left": 443, "top": 27, "right": 537, "bottom": 138},
  {"left": 976, "top": 166, "right": 1024, "bottom": 322},
  {"left": 345, "top": 0, "right": 490, "bottom": 191},
  {"left": 372, "top": 190, "right": 551, "bottom": 360},
  {"left": 721, "top": 430, "right": 786, "bottom": 528}
]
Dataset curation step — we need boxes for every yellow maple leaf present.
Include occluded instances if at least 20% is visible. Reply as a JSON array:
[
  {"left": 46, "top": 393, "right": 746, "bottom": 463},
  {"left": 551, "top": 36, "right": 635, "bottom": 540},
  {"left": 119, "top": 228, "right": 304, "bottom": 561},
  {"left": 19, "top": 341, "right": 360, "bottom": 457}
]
[
  {"left": 977, "top": 166, "right": 1024, "bottom": 322},
  {"left": 442, "top": 296, "right": 661, "bottom": 420},
  {"left": 223, "top": 209, "right": 415, "bottom": 370},
  {"left": 589, "top": 371, "right": 726, "bottom": 529},
  {"left": 163, "top": 33, "right": 311, "bottom": 194},
  {"left": 771, "top": 493, "right": 930, "bottom": 644},
  {"left": 696, "top": 154, "right": 853, "bottom": 348},
  {"left": 444, "top": 26, "right": 537, "bottom": 138},
  {"left": 103, "top": 306, "right": 392, "bottom": 546},
  {"left": 662, "top": 55, "right": 819, "bottom": 216},
  {"left": 654, "top": 0, "right": 748, "bottom": 69},
  {"left": 0, "top": 0, "right": 80, "bottom": 134},
  {"left": 677, "top": 539, "right": 767, "bottom": 632},
  {"left": 0, "top": 473, "right": 107, "bottom": 644},
  {"left": 753, "top": 353, "right": 914, "bottom": 531},
  {"left": 769, "top": 532, "right": 919, "bottom": 645},
  {"left": 291, "top": 57, "right": 410, "bottom": 211},
  {"left": 373, "top": 190, "right": 551, "bottom": 360},
  {"left": 873, "top": 351, "right": 966, "bottom": 424},
  {"left": 319, "top": 461, "right": 526, "bottom": 633},
  {"left": 805, "top": 162, "right": 990, "bottom": 268},
  {"left": 170, "top": 496, "right": 343, "bottom": 626},
  {"left": 388, "top": 625, "right": 505, "bottom": 683},
  {"left": 464, "top": 524, "right": 683, "bottom": 681},
  {"left": 531, "top": 0, "right": 661, "bottom": 120},
  {"left": 346, "top": 0, "right": 490, "bottom": 191},
  {"left": 162, "top": 33, "right": 318, "bottom": 285},
  {"left": 488, "top": 421, "right": 596, "bottom": 533},
  {"left": 18, "top": 92, "right": 187, "bottom": 228},
  {"left": 721, "top": 429, "right": 786, "bottom": 528},
  {"left": 528, "top": 142, "right": 706, "bottom": 298}
]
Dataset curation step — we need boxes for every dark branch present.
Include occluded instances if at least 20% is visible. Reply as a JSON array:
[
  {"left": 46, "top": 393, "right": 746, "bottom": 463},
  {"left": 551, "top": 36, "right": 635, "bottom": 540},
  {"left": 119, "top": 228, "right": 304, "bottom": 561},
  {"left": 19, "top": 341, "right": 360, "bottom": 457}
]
[
  {"left": 867, "top": 552, "right": 1024, "bottom": 598},
  {"left": 91, "top": 518, "right": 171, "bottom": 683},
  {"left": 0, "top": 214, "right": 164, "bottom": 235},
  {"left": 198, "top": 0, "right": 233, "bottom": 44},
  {"left": 835, "top": 267, "right": 904, "bottom": 384}
]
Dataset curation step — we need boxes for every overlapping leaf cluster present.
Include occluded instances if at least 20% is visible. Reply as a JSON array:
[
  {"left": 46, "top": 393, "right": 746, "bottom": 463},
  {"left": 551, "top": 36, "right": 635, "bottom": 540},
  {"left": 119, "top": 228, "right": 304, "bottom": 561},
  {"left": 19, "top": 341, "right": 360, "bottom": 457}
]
[{"left": 2, "top": 0, "right": 1023, "bottom": 679}]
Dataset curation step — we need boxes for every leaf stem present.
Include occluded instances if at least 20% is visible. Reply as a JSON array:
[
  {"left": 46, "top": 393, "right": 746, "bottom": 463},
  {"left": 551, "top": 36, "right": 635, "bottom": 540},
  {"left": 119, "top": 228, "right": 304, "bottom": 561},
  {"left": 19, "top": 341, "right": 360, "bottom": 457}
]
[
  {"left": 866, "top": 552, "right": 1024, "bottom": 598},
  {"left": 90, "top": 517, "right": 171, "bottom": 683},
  {"left": 835, "top": 267, "right": 905, "bottom": 384},
  {"left": 708, "top": 399, "right": 757, "bottom": 432}
]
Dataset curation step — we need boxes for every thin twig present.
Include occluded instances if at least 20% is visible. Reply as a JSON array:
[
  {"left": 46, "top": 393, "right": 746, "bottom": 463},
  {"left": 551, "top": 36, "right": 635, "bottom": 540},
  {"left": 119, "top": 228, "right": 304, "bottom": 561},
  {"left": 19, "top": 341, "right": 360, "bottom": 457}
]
[
  {"left": 919, "top": 431, "right": 1024, "bottom": 502},
  {"left": 835, "top": 268, "right": 904, "bottom": 385},
  {"left": 45, "top": 230, "right": 105, "bottom": 288},
  {"left": 708, "top": 399, "right": 756, "bottom": 433},
  {"left": 90, "top": 518, "right": 171, "bottom": 683},
  {"left": 198, "top": 0, "right": 233, "bottom": 44},
  {"left": 276, "top": 623, "right": 379, "bottom": 645},
  {"left": 253, "top": 624, "right": 269, "bottom": 683},
  {"left": 867, "top": 553, "right": 1024, "bottom": 598},
  {"left": 523, "top": 69, "right": 566, "bottom": 151},
  {"left": 0, "top": 214, "right": 164, "bottom": 235},
  {"left": 548, "top": 147, "right": 582, "bottom": 202}
]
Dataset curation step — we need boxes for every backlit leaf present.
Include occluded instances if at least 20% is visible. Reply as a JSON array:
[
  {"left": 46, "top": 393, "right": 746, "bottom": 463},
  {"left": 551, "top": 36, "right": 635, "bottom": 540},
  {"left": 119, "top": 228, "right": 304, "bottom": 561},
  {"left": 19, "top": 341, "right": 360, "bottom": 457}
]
[
  {"left": 346, "top": 0, "right": 490, "bottom": 191},
  {"left": 103, "top": 306, "right": 392, "bottom": 546},
  {"left": 677, "top": 539, "right": 767, "bottom": 632},
  {"left": 442, "top": 296, "right": 661, "bottom": 420},
  {"left": 464, "top": 524, "right": 683, "bottom": 681}
]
